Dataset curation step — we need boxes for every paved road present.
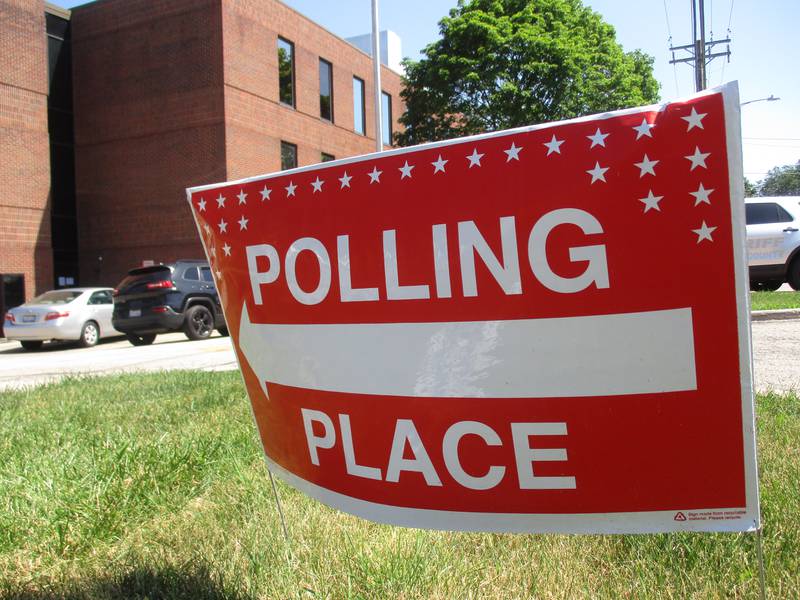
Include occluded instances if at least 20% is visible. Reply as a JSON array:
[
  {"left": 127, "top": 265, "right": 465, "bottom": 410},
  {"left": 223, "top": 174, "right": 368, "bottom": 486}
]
[
  {"left": 0, "top": 333, "right": 238, "bottom": 391},
  {"left": 1, "top": 320, "right": 798, "bottom": 394}
]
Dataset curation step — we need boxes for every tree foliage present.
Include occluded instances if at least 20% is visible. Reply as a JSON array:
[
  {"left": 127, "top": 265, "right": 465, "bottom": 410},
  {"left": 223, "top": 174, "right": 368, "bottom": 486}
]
[
  {"left": 756, "top": 161, "right": 800, "bottom": 197},
  {"left": 397, "top": 0, "right": 660, "bottom": 145},
  {"left": 744, "top": 178, "right": 757, "bottom": 197}
]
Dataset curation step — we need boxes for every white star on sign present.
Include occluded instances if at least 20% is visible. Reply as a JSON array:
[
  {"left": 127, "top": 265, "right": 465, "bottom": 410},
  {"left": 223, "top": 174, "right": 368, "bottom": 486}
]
[
  {"left": 218, "top": 219, "right": 227, "bottom": 233},
  {"left": 311, "top": 177, "right": 324, "bottom": 193},
  {"left": 216, "top": 194, "right": 226, "bottom": 208},
  {"left": 586, "top": 162, "right": 609, "bottom": 184},
  {"left": 260, "top": 185, "right": 271, "bottom": 201},
  {"left": 196, "top": 198, "right": 206, "bottom": 212},
  {"left": 203, "top": 223, "right": 212, "bottom": 236},
  {"left": 543, "top": 135, "right": 563, "bottom": 156},
  {"left": 504, "top": 142, "right": 523, "bottom": 162},
  {"left": 399, "top": 161, "right": 414, "bottom": 179},
  {"left": 692, "top": 221, "right": 717, "bottom": 243},
  {"left": 682, "top": 107, "right": 707, "bottom": 131},
  {"left": 238, "top": 215, "right": 248, "bottom": 230},
  {"left": 209, "top": 245, "right": 216, "bottom": 256},
  {"left": 339, "top": 172, "right": 352, "bottom": 188},
  {"left": 690, "top": 183, "right": 714, "bottom": 205},
  {"left": 587, "top": 128, "right": 609, "bottom": 148},
  {"left": 685, "top": 147, "right": 710, "bottom": 171},
  {"left": 634, "top": 154, "right": 659, "bottom": 177},
  {"left": 222, "top": 242, "right": 231, "bottom": 256},
  {"left": 368, "top": 166, "right": 382, "bottom": 184},
  {"left": 215, "top": 269, "right": 222, "bottom": 279},
  {"left": 466, "top": 148, "right": 484, "bottom": 168},
  {"left": 632, "top": 117, "right": 655, "bottom": 139},
  {"left": 237, "top": 190, "right": 247, "bottom": 205},
  {"left": 432, "top": 155, "right": 448, "bottom": 173},
  {"left": 639, "top": 190, "right": 664, "bottom": 213},
  {"left": 285, "top": 181, "right": 297, "bottom": 197}
]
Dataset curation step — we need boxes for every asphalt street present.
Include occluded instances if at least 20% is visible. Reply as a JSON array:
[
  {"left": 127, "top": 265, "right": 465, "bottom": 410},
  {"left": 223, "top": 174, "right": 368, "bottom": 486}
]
[
  {"left": 0, "top": 320, "right": 798, "bottom": 394},
  {"left": 0, "top": 332, "right": 238, "bottom": 391}
]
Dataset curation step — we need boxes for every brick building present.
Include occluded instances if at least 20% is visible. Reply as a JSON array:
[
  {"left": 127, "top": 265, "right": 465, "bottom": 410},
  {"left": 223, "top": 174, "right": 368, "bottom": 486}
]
[{"left": 0, "top": 0, "right": 404, "bottom": 316}]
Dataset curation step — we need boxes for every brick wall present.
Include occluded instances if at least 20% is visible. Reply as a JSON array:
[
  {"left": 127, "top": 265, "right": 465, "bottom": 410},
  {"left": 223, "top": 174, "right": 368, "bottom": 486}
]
[
  {"left": 0, "top": 0, "right": 53, "bottom": 300},
  {"left": 221, "top": 0, "right": 405, "bottom": 180},
  {"left": 71, "top": 0, "right": 226, "bottom": 286},
  {"left": 70, "top": 0, "right": 405, "bottom": 286}
]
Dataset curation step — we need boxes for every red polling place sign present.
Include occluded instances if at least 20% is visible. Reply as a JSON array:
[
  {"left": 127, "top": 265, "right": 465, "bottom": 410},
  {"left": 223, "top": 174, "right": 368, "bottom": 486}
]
[{"left": 187, "top": 82, "right": 759, "bottom": 533}]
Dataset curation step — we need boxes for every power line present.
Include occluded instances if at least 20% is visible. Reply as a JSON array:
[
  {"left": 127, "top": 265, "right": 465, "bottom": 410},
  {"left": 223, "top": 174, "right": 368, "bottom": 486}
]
[
  {"left": 669, "top": 0, "right": 731, "bottom": 92},
  {"left": 744, "top": 137, "right": 800, "bottom": 142},
  {"left": 662, "top": 0, "right": 680, "bottom": 96},
  {"left": 720, "top": 0, "right": 734, "bottom": 84}
]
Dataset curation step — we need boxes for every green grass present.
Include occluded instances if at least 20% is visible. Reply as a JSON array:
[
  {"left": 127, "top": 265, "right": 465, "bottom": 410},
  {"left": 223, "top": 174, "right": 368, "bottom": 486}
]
[
  {"left": 1, "top": 373, "right": 798, "bottom": 599},
  {"left": 750, "top": 290, "right": 800, "bottom": 311}
]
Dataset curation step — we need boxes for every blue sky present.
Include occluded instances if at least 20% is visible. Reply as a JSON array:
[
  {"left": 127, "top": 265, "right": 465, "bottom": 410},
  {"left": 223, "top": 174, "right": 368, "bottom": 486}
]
[{"left": 57, "top": 0, "right": 799, "bottom": 183}]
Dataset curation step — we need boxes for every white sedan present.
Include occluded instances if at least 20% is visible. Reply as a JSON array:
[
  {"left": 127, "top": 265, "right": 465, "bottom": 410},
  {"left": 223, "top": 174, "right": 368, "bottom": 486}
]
[{"left": 3, "top": 288, "right": 121, "bottom": 350}]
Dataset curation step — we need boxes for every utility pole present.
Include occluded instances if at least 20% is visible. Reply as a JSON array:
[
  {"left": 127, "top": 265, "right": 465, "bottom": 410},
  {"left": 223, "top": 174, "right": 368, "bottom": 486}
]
[{"left": 670, "top": 0, "right": 731, "bottom": 92}]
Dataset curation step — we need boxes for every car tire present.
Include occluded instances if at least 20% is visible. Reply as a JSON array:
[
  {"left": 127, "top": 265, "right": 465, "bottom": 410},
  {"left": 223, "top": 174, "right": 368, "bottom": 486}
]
[
  {"left": 126, "top": 333, "right": 156, "bottom": 346},
  {"left": 217, "top": 325, "right": 229, "bottom": 337},
  {"left": 751, "top": 280, "right": 783, "bottom": 292},
  {"left": 184, "top": 305, "right": 213, "bottom": 340},
  {"left": 20, "top": 340, "right": 43, "bottom": 351},
  {"left": 78, "top": 321, "right": 99, "bottom": 348},
  {"left": 788, "top": 256, "right": 800, "bottom": 291}
]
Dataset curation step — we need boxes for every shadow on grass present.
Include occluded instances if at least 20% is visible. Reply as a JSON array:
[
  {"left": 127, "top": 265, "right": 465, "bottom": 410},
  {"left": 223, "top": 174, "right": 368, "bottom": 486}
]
[{"left": 2, "top": 564, "right": 252, "bottom": 600}]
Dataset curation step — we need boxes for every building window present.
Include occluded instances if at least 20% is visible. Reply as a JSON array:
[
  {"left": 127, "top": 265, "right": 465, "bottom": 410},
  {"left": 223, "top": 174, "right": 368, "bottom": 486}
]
[
  {"left": 319, "top": 58, "right": 333, "bottom": 122},
  {"left": 321, "top": 152, "right": 335, "bottom": 162},
  {"left": 278, "top": 38, "right": 295, "bottom": 107},
  {"left": 353, "top": 77, "right": 366, "bottom": 135},
  {"left": 281, "top": 141, "right": 297, "bottom": 170},
  {"left": 381, "top": 92, "right": 392, "bottom": 147}
]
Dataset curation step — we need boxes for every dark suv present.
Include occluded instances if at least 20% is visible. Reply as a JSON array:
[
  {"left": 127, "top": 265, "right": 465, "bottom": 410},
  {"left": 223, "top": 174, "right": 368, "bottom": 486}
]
[{"left": 112, "top": 260, "right": 227, "bottom": 346}]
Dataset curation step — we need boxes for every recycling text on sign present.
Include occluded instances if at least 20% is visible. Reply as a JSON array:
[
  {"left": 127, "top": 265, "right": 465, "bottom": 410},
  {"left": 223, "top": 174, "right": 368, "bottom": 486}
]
[{"left": 187, "top": 82, "right": 759, "bottom": 533}]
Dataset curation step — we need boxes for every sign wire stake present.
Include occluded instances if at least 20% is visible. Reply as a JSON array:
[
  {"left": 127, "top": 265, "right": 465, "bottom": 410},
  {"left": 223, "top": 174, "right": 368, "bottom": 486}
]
[
  {"left": 755, "top": 526, "right": 767, "bottom": 600},
  {"left": 268, "top": 467, "right": 292, "bottom": 551}
]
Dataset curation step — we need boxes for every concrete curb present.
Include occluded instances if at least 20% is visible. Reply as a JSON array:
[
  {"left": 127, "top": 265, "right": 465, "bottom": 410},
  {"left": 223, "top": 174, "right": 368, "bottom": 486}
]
[{"left": 751, "top": 308, "right": 800, "bottom": 322}]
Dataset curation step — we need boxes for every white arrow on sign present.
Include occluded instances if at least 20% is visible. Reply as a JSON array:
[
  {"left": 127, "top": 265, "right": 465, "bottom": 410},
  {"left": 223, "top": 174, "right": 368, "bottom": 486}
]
[{"left": 237, "top": 303, "right": 697, "bottom": 399}]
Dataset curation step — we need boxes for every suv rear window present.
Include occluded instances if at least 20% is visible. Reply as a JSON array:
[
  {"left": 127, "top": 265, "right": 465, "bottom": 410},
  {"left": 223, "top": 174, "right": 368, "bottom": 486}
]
[
  {"left": 201, "top": 267, "right": 213, "bottom": 283},
  {"left": 183, "top": 267, "right": 199, "bottom": 281},
  {"left": 746, "top": 202, "right": 794, "bottom": 225}
]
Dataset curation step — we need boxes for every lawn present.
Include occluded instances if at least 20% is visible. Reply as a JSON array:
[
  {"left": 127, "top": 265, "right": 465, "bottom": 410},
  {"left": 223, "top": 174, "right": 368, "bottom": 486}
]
[
  {"left": 1, "top": 372, "right": 797, "bottom": 599},
  {"left": 750, "top": 290, "right": 800, "bottom": 311}
]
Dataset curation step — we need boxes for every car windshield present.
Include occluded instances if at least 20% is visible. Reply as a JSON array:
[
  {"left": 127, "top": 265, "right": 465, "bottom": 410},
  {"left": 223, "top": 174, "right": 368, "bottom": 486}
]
[{"left": 29, "top": 290, "right": 83, "bottom": 305}]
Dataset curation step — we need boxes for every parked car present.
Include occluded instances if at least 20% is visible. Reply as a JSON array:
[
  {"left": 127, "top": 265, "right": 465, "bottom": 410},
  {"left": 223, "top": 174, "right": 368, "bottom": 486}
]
[
  {"left": 745, "top": 197, "right": 800, "bottom": 291},
  {"left": 112, "top": 260, "right": 227, "bottom": 346},
  {"left": 3, "top": 288, "right": 120, "bottom": 350}
]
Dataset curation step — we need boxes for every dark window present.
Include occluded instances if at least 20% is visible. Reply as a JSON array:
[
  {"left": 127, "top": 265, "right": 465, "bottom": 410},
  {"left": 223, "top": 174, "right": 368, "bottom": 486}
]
[
  {"left": 278, "top": 38, "right": 295, "bottom": 107},
  {"left": 281, "top": 141, "right": 298, "bottom": 170},
  {"left": 321, "top": 153, "right": 335, "bottom": 162},
  {"left": 381, "top": 92, "right": 392, "bottom": 147},
  {"left": 319, "top": 58, "right": 333, "bottom": 122},
  {"left": 89, "top": 290, "right": 112, "bottom": 305},
  {"left": 353, "top": 77, "right": 366, "bottom": 135},
  {"left": 0, "top": 274, "right": 25, "bottom": 337},
  {"left": 746, "top": 203, "right": 793, "bottom": 225},
  {"left": 183, "top": 267, "right": 199, "bottom": 281},
  {"left": 201, "top": 267, "right": 213, "bottom": 283}
]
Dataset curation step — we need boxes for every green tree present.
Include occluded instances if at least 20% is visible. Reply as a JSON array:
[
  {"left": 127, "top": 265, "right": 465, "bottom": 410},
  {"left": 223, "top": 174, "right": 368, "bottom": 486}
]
[
  {"left": 397, "top": 0, "right": 660, "bottom": 145},
  {"left": 757, "top": 161, "right": 800, "bottom": 196},
  {"left": 744, "top": 177, "right": 757, "bottom": 197}
]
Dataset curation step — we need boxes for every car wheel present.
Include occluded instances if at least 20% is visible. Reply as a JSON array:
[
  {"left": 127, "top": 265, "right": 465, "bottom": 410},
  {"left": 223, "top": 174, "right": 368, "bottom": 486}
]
[
  {"left": 788, "top": 257, "right": 800, "bottom": 291},
  {"left": 217, "top": 325, "right": 229, "bottom": 337},
  {"left": 184, "top": 305, "right": 213, "bottom": 340},
  {"left": 78, "top": 321, "right": 99, "bottom": 348},
  {"left": 751, "top": 280, "right": 783, "bottom": 292},
  {"left": 20, "top": 340, "right": 44, "bottom": 351},
  {"left": 126, "top": 333, "right": 156, "bottom": 346}
]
